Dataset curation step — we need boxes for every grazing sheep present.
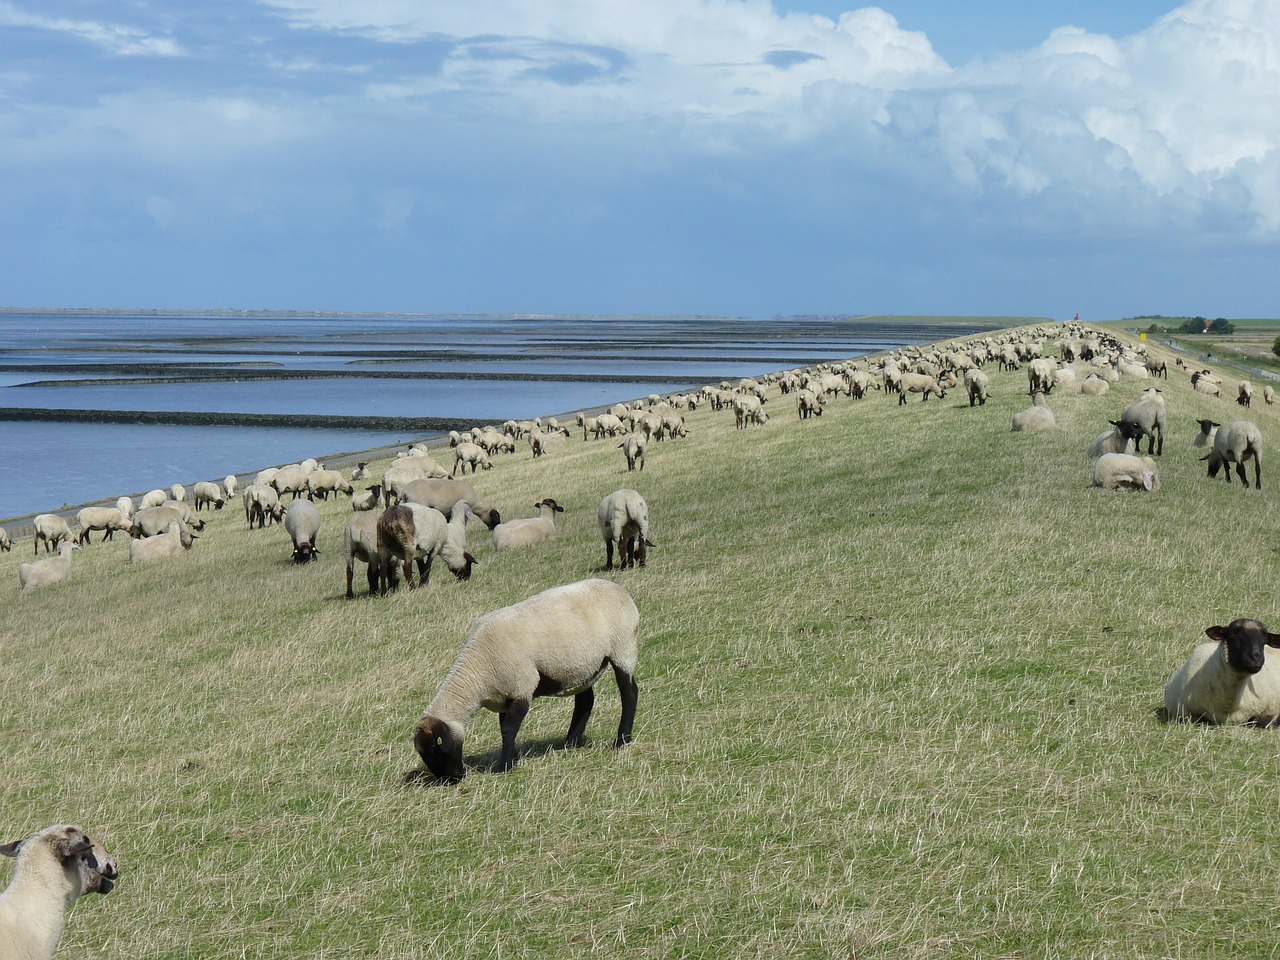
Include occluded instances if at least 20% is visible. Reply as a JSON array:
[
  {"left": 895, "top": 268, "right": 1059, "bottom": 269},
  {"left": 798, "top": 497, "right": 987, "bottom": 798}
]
[
  {"left": 158, "top": 499, "right": 205, "bottom": 528},
  {"left": 75, "top": 507, "right": 131, "bottom": 544},
  {"left": 597, "top": 488, "right": 654, "bottom": 570},
  {"left": 492, "top": 498, "right": 564, "bottom": 551},
  {"left": 1237, "top": 381, "right": 1254, "bottom": 407},
  {"left": 383, "top": 456, "right": 450, "bottom": 503},
  {"left": 619, "top": 433, "right": 647, "bottom": 472},
  {"left": 1086, "top": 419, "right": 1145, "bottom": 459},
  {"left": 140, "top": 489, "right": 167, "bottom": 509},
  {"left": 896, "top": 372, "right": 945, "bottom": 404},
  {"left": 376, "top": 501, "right": 476, "bottom": 592},
  {"left": 1199, "top": 419, "right": 1263, "bottom": 489},
  {"left": 796, "top": 389, "right": 824, "bottom": 419},
  {"left": 350, "top": 484, "right": 384, "bottom": 511},
  {"left": 284, "top": 498, "right": 322, "bottom": 563},
  {"left": 191, "top": 481, "right": 225, "bottom": 511},
  {"left": 451, "top": 442, "right": 492, "bottom": 476},
  {"left": 963, "top": 368, "right": 989, "bottom": 407},
  {"left": 223, "top": 475, "right": 238, "bottom": 498},
  {"left": 114, "top": 496, "right": 134, "bottom": 521},
  {"left": 1120, "top": 387, "right": 1167, "bottom": 455},
  {"left": 1165, "top": 619, "right": 1280, "bottom": 725},
  {"left": 242, "top": 483, "right": 284, "bottom": 529},
  {"left": 306, "top": 469, "right": 354, "bottom": 501},
  {"left": 0, "top": 527, "right": 10, "bottom": 553},
  {"left": 1091, "top": 452, "right": 1160, "bottom": 492},
  {"left": 343, "top": 511, "right": 402, "bottom": 598},
  {"left": 399, "top": 478, "right": 501, "bottom": 530},
  {"left": 269, "top": 465, "right": 311, "bottom": 501},
  {"left": 131, "top": 506, "right": 204, "bottom": 539},
  {"left": 169, "top": 483, "right": 186, "bottom": 502},
  {"left": 1144, "top": 356, "right": 1168, "bottom": 379},
  {"left": 351, "top": 462, "right": 372, "bottom": 481},
  {"left": 413, "top": 578, "right": 640, "bottom": 781},
  {"left": 0, "top": 824, "right": 118, "bottom": 960},
  {"left": 1027, "top": 358, "right": 1056, "bottom": 394},
  {"left": 732, "top": 395, "right": 769, "bottom": 429},
  {"left": 1265, "top": 385, "right": 1275, "bottom": 406},
  {"left": 32, "top": 515, "right": 72, "bottom": 555},
  {"left": 1010, "top": 393, "right": 1055, "bottom": 432},
  {"left": 594, "top": 413, "right": 626, "bottom": 438},
  {"left": 18, "top": 541, "right": 79, "bottom": 592},
  {"left": 128, "top": 519, "right": 196, "bottom": 564}
]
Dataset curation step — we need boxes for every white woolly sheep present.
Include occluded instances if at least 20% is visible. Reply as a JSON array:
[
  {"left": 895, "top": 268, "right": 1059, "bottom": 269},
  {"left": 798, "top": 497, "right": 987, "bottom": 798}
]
[
  {"left": 1265, "top": 385, "right": 1275, "bottom": 405},
  {"left": 1079, "top": 374, "right": 1110, "bottom": 396},
  {"left": 0, "top": 527, "right": 10, "bottom": 553},
  {"left": 1027, "top": 358, "right": 1056, "bottom": 394},
  {"left": 306, "top": 468, "right": 354, "bottom": 501},
  {"left": 351, "top": 462, "right": 372, "bottom": 481},
  {"left": 114, "top": 496, "right": 134, "bottom": 521},
  {"left": 383, "top": 455, "right": 449, "bottom": 503},
  {"left": 223, "top": 475, "right": 238, "bottom": 497},
  {"left": 253, "top": 467, "right": 279, "bottom": 486},
  {"left": 0, "top": 824, "right": 118, "bottom": 960},
  {"left": 413, "top": 578, "right": 639, "bottom": 781},
  {"left": 132, "top": 504, "right": 205, "bottom": 538},
  {"left": 350, "top": 484, "right": 384, "bottom": 512},
  {"left": 139, "top": 489, "right": 167, "bottom": 509},
  {"left": 1165, "top": 619, "right": 1280, "bottom": 725},
  {"left": 732, "top": 395, "right": 768, "bottom": 429},
  {"left": 1237, "top": 380, "right": 1254, "bottom": 407},
  {"left": 1191, "top": 371, "right": 1221, "bottom": 397},
  {"left": 128, "top": 519, "right": 196, "bottom": 564},
  {"left": 963, "top": 369, "right": 989, "bottom": 407},
  {"left": 896, "top": 372, "right": 945, "bottom": 404},
  {"left": 75, "top": 507, "right": 131, "bottom": 544},
  {"left": 451, "top": 442, "right": 492, "bottom": 476},
  {"left": 18, "top": 541, "right": 79, "bottom": 592},
  {"left": 1085, "top": 419, "right": 1145, "bottom": 459},
  {"left": 1120, "top": 387, "right": 1167, "bottom": 455},
  {"left": 619, "top": 433, "right": 647, "bottom": 472},
  {"left": 270, "top": 465, "right": 311, "bottom": 501},
  {"left": 1011, "top": 393, "right": 1055, "bottom": 432},
  {"left": 399, "top": 477, "right": 501, "bottom": 530},
  {"left": 191, "top": 481, "right": 225, "bottom": 511},
  {"left": 343, "top": 511, "right": 398, "bottom": 598},
  {"left": 1091, "top": 452, "right": 1160, "bottom": 492},
  {"left": 32, "top": 515, "right": 72, "bottom": 555},
  {"left": 376, "top": 501, "right": 476, "bottom": 592},
  {"left": 284, "top": 498, "right": 322, "bottom": 563},
  {"left": 597, "top": 488, "right": 654, "bottom": 570},
  {"left": 796, "top": 389, "right": 824, "bottom": 419},
  {"left": 242, "top": 483, "right": 284, "bottom": 529},
  {"left": 492, "top": 498, "right": 564, "bottom": 551},
  {"left": 299, "top": 457, "right": 321, "bottom": 473},
  {"left": 169, "top": 483, "right": 186, "bottom": 502},
  {"left": 1199, "top": 419, "right": 1262, "bottom": 489}
]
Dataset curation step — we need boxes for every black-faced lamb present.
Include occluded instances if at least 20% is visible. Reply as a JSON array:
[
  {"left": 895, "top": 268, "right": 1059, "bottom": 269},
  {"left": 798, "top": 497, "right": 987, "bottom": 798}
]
[
  {"left": 1086, "top": 419, "right": 1145, "bottom": 459},
  {"left": 18, "top": 541, "right": 79, "bottom": 592},
  {"left": 492, "top": 498, "right": 564, "bottom": 551},
  {"left": 1120, "top": 388, "right": 1166, "bottom": 455},
  {"left": 413, "top": 578, "right": 640, "bottom": 781},
  {"left": 1091, "top": 452, "right": 1160, "bottom": 491},
  {"left": 128, "top": 519, "right": 196, "bottom": 563},
  {"left": 1199, "top": 419, "right": 1262, "bottom": 489},
  {"left": 376, "top": 501, "right": 476, "bottom": 592},
  {"left": 284, "top": 498, "right": 322, "bottom": 563},
  {"left": 597, "top": 488, "right": 654, "bottom": 570},
  {"left": 0, "top": 824, "right": 118, "bottom": 960},
  {"left": 1165, "top": 618, "right": 1280, "bottom": 725}
]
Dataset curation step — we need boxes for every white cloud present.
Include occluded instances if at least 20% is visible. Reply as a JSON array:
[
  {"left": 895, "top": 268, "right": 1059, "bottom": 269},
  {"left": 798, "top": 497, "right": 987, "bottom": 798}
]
[{"left": 0, "top": 1, "right": 183, "bottom": 56}]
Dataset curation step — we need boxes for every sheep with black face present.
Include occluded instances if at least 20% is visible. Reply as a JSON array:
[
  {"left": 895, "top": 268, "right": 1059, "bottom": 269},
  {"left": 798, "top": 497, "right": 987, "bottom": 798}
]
[{"left": 1165, "top": 619, "right": 1280, "bottom": 725}]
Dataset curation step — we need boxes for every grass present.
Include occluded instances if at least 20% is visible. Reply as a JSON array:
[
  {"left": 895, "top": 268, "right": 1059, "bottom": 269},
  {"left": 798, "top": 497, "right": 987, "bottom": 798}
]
[{"left": 3, "top": 323, "right": 1280, "bottom": 959}]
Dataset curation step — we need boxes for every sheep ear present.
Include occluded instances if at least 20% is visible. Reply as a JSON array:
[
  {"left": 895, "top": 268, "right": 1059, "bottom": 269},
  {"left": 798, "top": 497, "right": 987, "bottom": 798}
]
[
  {"left": 1206, "top": 625, "right": 1228, "bottom": 643},
  {"left": 0, "top": 839, "right": 22, "bottom": 858},
  {"left": 1266, "top": 632, "right": 1280, "bottom": 649}
]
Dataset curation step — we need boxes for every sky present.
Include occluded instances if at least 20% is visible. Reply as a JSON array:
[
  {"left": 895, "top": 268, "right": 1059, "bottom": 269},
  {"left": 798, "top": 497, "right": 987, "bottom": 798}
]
[{"left": 0, "top": 1, "right": 1277, "bottom": 320}]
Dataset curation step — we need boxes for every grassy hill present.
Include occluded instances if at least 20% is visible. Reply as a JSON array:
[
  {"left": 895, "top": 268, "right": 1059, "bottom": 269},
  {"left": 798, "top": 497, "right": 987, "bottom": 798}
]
[{"left": 3, "top": 323, "right": 1279, "bottom": 959}]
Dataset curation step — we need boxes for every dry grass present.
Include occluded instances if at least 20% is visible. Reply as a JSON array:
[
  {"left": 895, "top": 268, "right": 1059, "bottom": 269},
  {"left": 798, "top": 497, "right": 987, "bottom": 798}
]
[{"left": 4, "top": 325, "right": 1280, "bottom": 959}]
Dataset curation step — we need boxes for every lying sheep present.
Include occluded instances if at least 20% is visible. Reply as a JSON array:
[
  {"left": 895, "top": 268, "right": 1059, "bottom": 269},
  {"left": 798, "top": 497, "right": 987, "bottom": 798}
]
[
  {"left": 0, "top": 824, "right": 118, "bottom": 960},
  {"left": 1199, "top": 419, "right": 1262, "bottom": 489},
  {"left": 413, "top": 578, "right": 640, "bottom": 781},
  {"left": 351, "top": 462, "right": 372, "bottom": 481},
  {"left": 1091, "top": 452, "right": 1160, "bottom": 491},
  {"left": 140, "top": 489, "right": 168, "bottom": 509},
  {"left": 242, "top": 483, "right": 285, "bottom": 529},
  {"left": 1165, "top": 618, "right": 1280, "bottom": 725},
  {"left": 492, "top": 498, "right": 564, "bottom": 551},
  {"left": 619, "top": 433, "right": 647, "bottom": 472},
  {"left": 128, "top": 519, "right": 196, "bottom": 564},
  {"left": 1010, "top": 393, "right": 1055, "bottom": 432},
  {"left": 1191, "top": 371, "right": 1221, "bottom": 397},
  {"left": 18, "top": 541, "right": 79, "bottom": 592},
  {"left": 399, "top": 478, "right": 501, "bottom": 530},
  {"left": 350, "top": 484, "right": 384, "bottom": 512},
  {"left": 598, "top": 488, "right": 654, "bottom": 570},
  {"left": 32, "top": 515, "right": 72, "bottom": 555},
  {"left": 1120, "top": 388, "right": 1167, "bottom": 455},
  {"left": 1086, "top": 419, "right": 1145, "bottom": 459},
  {"left": 376, "top": 501, "right": 476, "bottom": 591},
  {"left": 284, "top": 498, "right": 322, "bottom": 563},
  {"left": 191, "top": 481, "right": 225, "bottom": 511},
  {"left": 75, "top": 507, "right": 131, "bottom": 544},
  {"left": 1079, "top": 374, "right": 1110, "bottom": 396}
]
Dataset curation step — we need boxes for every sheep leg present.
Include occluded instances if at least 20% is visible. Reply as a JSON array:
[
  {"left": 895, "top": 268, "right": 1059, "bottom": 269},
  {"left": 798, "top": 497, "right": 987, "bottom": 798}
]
[
  {"left": 345, "top": 560, "right": 355, "bottom": 599},
  {"left": 612, "top": 664, "right": 639, "bottom": 747},
  {"left": 1254, "top": 456, "right": 1262, "bottom": 490},
  {"left": 603, "top": 539, "right": 615, "bottom": 570},
  {"left": 498, "top": 699, "right": 530, "bottom": 772},
  {"left": 366, "top": 561, "right": 380, "bottom": 595},
  {"left": 565, "top": 688, "right": 595, "bottom": 748}
]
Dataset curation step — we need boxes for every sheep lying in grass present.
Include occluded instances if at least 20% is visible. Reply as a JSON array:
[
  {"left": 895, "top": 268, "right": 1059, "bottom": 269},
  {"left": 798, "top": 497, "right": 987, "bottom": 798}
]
[
  {"left": 285, "top": 499, "right": 322, "bottom": 563},
  {"left": 1086, "top": 419, "right": 1145, "bottom": 459},
  {"left": 598, "top": 488, "right": 654, "bottom": 570},
  {"left": 351, "top": 462, "right": 372, "bottom": 481},
  {"left": 0, "top": 824, "right": 118, "bottom": 960},
  {"left": 350, "top": 484, "right": 384, "bottom": 512},
  {"left": 1011, "top": 393, "right": 1055, "bottom": 432},
  {"left": 1199, "top": 419, "right": 1263, "bottom": 489},
  {"left": 75, "top": 507, "right": 131, "bottom": 544},
  {"left": 18, "top": 541, "right": 79, "bottom": 592},
  {"left": 1191, "top": 371, "right": 1221, "bottom": 397},
  {"left": 1091, "top": 453, "right": 1160, "bottom": 491},
  {"left": 1165, "top": 619, "right": 1280, "bottom": 725},
  {"left": 413, "top": 578, "right": 640, "bottom": 781},
  {"left": 32, "top": 515, "right": 72, "bottom": 555},
  {"left": 128, "top": 519, "right": 196, "bottom": 564},
  {"left": 376, "top": 501, "right": 476, "bottom": 592},
  {"left": 1080, "top": 373, "right": 1109, "bottom": 396},
  {"left": 492, "top": 498, "right": 564, "bottom": 551}
]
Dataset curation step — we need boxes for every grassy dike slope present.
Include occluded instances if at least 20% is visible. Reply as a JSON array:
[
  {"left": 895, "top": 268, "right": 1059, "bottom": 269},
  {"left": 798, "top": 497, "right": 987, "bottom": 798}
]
[{"left": 3, "top": 324, "right": 1280, "bottom": 959}]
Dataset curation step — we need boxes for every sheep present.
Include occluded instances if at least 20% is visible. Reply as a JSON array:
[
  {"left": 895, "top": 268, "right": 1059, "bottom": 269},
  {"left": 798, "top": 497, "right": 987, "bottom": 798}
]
[
  {"left": 32, "top": 515, "right": 72, "bottom": 555},
  {"left": 350, "top": 484, "right": 384, "bottom": 511},
  {"left": 254, "top": 467, "right": 280, "bottom": 486},
  {"left": 1192, "top": 419, "right": 1218, "bottom": 448},
  {"left": 1085, "top": 419, "right": 1145, "bottom": 459},
  {"left": 284, "top": 498, "right": 322, "bottom": 563},
  {"left": 383, "top": 456, "right": 449, "bottom": 503},
  {"left": 1079, "top": 374, "right": 1110, "bottom": 396},
  {"left": 399, "top": 477, "right": 501, "bottom": 530},
  {"left": 114, "top": 496, "right": 134, "bottom": 521},
  {"left": 223, "top": 475, "right": 238, "bottom": 497},
  {"left": 1144, "top": 356, "right": 1168, "bottom": 378},
  {"left": 598, "top": 488, "right": 654, "bottom": 570},
  {"left": 896, "top": 372, "right": 945, "bottom": 404},
  {"left": 306, "top": 469, "right": 354, "bottom": 501},
  {"left": 191, "top": 481, "right": 225, "bottom": 511},
  {"left": 0, "top": 527, "right": 10, "bottom": 553},
  {"left": 1120, "top": 387, "right": 1167, "bottom": 455},
  {"left": 351, "top": 462, "right": 372, "bottom": 481},
  {"left": 169, "top": 483, "right": 186, "bottom": 502},
  {"left": 131, "top": 505, "right": 204, "bottom": 538},
  {"left": 0, "top": 824, "right": 118, "bottom": 960},
  {"left": 1199, "top": 419, "right": 1263, "bottom": 489},
  {"left": 732, "top": 395, "right": 769, "bottom": 429},
  {"left": 529, "top": 431, "right": 568, "bottom": 458},
  {"left": 1165, "top": 619, "right": 1280, "bottom": 725},
  {"left": 343, "top": 511, "right": 397, "bottom": 598},
  {"left": 18, "top": 541, "right": 79, "bottom": 592},
  {"left": 376, "top": 501, "right": 476, "bottom": 592},
  {"left": 1191, "top": 371, "right": 1222, "bottom": 397},
  {"left": 299, "top": 457, "right": 322, "bottom": 473},
  {"left": 140, "top": 489, "right": 167, "bottom": 509},
  {"left": 1010, "top": 392, "right": 1055, "bottom": 432},
  {"left": 413, "top": 578, "right": 639, "bottom": 781},
  {"left": 492, "top": 498, "right": 564, "bottom": 551},
  {"left": 795, "top": 389, "right": 824, "bottom": 419},
  {"left": 963, "top": 368, "right": 989, "bottom": 407},
  {"left": 581, "top": 415, "right": 600, "bottom": 441},
  {"left": 1027, "top": 358, "right": 1056, "bottom": 394},
  {"left": 75, "top": 506, "right": 131, "bottom": 544},
  {"left": 128, "top": 519, "right": 196, "bottom": 564},
  {"left": 269, "top": 464, "right": 311, "bottom": 501},
  {"left": 619, "top": 433, "right": 647, "bottom": 472},
  {"left": 242, "top": 483, "right": 284, "bottom": 529},
  {"left": 451, "top": 442, "right": 492, "bottom": 476},
  {"left": 1265, "top": 385, "right": 1275, "bottom": 406},
  {"left": 158, "top": 499, "right": 205, "bottom": 528},
  {"left": 594, "top": 413, "right": 625, "bottom": 438},
  {"left": 1091, "top": 452, "right": 1160, "bottom": 492},
  {"left": 1237, "top": 380, "right": 1254, "bottom": 407}
]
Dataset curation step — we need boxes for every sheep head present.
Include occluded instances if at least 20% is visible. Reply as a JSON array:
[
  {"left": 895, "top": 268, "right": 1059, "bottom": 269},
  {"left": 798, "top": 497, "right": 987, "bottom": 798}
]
[
  {"left": 1207, "top": 619, "right": 1280, "bottom": 675},
  {"left": 1, "top": 825, "right": 118, "bottom": 900},
  {"left": 415, "top": 717, "right": 466, "bottom": 782}
]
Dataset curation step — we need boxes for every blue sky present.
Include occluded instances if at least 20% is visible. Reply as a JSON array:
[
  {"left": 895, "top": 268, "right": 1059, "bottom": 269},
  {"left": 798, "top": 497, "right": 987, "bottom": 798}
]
[{"left": 1, "top": 1, "right": 1276, "bottom": 319}]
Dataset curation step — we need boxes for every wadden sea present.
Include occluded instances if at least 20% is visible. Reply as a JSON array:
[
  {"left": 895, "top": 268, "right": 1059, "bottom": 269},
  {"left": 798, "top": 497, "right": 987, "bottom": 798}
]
[{"left": 0, "top": 311, "right": 1002, "bottom": 522}]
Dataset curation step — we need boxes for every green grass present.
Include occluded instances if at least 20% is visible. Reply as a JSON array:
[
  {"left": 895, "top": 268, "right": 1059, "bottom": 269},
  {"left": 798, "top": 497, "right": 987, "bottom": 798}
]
[{"left": 4, "top": 324, "right": 1280, "bottom": 959}]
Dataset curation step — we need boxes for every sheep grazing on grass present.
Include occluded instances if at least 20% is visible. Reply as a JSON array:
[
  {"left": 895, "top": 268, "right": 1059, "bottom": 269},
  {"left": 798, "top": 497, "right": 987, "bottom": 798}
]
[
  {"left": 1237, "top": 381, "right": 1254, "bottom": 407},
  {"left": 732, "top": 395, "right": 769, "bottom": 429},
  {"left": 18, "top": 542, "right": 79, "bottom": 592},
  {"left": 1091, "top": 453, "right": 1160, "bottom": 492},
  {"left": 399, "top": 478, "right": 501, "bottom": 530},
  {"left": 0, "top": 824, "right": 118, "bottom": 960},
  {"left": 1165, "top": 619, "right": 1280, "bottom": 725},
  {"left": 343, "top": 511, "right": 396, "bottom": 598},
  {"left": 128, "top": 519, "right": 196, "bottom": 564},
  {"left": 284, "top": 498, "right": 322, "bottom": 563},
  {"left": 32, "top": 515, "right": 72, "bottom": 555},
  {"left": 223, "top": 475, "right": 238, "bottom": 498},
  {"left": 1120, "top": 388, "right": 1167, "bottom": 455},
  {"left": 1011, "top": 393, "right": 1055, "bottom": 432},
  {"left": 376, "top": 501, "right": 476, "bottom": 592},
  {"left": 492, "top": 498, "right": 564, "bottom": 551},
  {"left": 896, "top": 372, "right": 945, "bottom": 405},
  {"left": 131, "top": 506, "right": 204, "bottom": 538},
  {"left": 796, "top": 389, "right": 824, "bottom": 419},
  {"left": 191, "top": 481, "right": 225, "bottom": 511},
  {"left": 270, "top": 465, "right": 311, "bottom": 502},
  {"left": 0, "top": 527, "right": 10, "bottom": 552},
  {"left": 140, "top": 489, "right": 167, "bottom": 509},
  {"left": 619, "top": 433, "right": 647, "bottom": 472},
  {"left": 1086, "top": 419, "right": 1145, "bottom": 459},
  {"left": 1199, "top": 419, "right": 1263, "bottom": 489},
  {"left": 598, "top": 488, "right": 654, "bottom": 570},
  {"left": 413, "top": 578, "right": 640, "bottom": 781},
  {"left": 242, "top": 483, "right": 284, "bottom": 529},
  {"left": 169, "top": 483, "right": 186, "bottom": 502},
  {"left": 306, "top": 469, "right": 354, "bottom": 501},
  {"left": 114, "top": 497, "right": 134, "bottom": 522},
  {"left": 75, "top": 507, "right": 131, "bottom": 544},
  {"left": 451, "top": 442, "right": 492, "bottom": 476},
  {"left": 963, "top": 368, "right": 989, "bottom": 407},
  {"left": 1265, "top": 385, "right": 1275, "bottom": 406}
]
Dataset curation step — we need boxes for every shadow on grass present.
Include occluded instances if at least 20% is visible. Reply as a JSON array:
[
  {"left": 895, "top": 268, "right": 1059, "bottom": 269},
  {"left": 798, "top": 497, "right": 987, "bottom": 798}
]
[{"left": 400, "top": 734, "right": 595, "bottom": 787}]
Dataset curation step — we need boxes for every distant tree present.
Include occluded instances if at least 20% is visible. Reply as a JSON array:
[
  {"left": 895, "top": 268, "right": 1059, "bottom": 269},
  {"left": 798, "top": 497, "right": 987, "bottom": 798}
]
[
  {"left": 1272, "top": 335, "right": 1280, "bottom": 358},
  {"left": 1179, "top": 318, "right": 1206, "bottom": 334},
  {"left": 1212, "top": 318, "right": 1235, "bottom": 335}
]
